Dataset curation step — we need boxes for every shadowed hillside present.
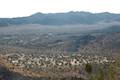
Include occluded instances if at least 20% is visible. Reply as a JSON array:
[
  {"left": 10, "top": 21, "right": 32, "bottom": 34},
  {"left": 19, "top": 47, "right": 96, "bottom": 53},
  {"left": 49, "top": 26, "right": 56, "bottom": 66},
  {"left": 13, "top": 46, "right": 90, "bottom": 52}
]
[{"left": 0, "top": 56, "right": 49, "bottom": 80}]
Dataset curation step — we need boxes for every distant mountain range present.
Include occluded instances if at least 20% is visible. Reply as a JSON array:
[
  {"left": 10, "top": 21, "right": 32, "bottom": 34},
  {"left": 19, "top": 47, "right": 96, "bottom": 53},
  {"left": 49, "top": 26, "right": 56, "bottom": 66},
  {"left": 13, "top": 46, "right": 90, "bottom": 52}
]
[{"left": 0, "top": 11, "right": 120, "bottom": 26}]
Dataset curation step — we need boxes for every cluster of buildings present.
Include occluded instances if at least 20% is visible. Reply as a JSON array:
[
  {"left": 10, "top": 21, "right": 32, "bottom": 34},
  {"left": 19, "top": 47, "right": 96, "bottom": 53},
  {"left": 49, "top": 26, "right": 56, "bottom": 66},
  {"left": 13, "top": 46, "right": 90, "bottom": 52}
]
[{"left": 0, "top": 53, "right": 115, "bottom": 72}]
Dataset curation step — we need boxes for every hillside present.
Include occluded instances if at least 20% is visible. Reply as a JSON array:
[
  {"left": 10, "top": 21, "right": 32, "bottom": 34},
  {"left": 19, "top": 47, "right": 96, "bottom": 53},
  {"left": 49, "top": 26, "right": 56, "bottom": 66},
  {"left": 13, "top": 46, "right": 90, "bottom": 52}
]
[
  {"left": 0, "top": 12, "right": 120, "bottom": 80},
  {"left": 0, "top": 24, "right": 120, "bottom": 55},
  {"left": 0, "top": 56, "right": 49, "bottom": 80},
  {"left": 0, "top": 12, "right": 120, "bottom": 26}
]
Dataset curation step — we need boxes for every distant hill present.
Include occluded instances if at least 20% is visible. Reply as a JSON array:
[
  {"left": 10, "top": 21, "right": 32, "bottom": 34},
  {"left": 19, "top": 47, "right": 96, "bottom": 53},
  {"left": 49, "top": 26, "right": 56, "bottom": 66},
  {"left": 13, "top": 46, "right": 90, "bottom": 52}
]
[{"left": 0, "top": 11, "right": 120, "bottom": 26}]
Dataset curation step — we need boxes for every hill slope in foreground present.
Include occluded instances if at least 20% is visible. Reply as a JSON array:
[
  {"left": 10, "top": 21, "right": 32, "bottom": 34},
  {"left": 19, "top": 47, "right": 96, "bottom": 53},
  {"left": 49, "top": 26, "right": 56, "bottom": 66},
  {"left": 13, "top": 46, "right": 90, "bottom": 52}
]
[{"left": 0, "top": 56, "right": 49, "bottom": 80}]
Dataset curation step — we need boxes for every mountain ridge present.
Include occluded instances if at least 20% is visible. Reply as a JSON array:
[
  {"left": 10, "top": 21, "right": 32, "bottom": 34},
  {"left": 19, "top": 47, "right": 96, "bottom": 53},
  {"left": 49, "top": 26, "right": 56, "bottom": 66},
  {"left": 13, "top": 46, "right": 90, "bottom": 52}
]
[{"left": 0, "top": 11, "right": 120, "bottom": 26}]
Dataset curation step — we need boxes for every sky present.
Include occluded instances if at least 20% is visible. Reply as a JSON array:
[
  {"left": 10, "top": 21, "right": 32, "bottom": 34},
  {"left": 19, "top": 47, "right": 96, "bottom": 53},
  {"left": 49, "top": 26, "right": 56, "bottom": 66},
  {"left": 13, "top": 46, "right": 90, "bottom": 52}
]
[{"left": 0, "top": 0, "right": 120, "bottom": 18}]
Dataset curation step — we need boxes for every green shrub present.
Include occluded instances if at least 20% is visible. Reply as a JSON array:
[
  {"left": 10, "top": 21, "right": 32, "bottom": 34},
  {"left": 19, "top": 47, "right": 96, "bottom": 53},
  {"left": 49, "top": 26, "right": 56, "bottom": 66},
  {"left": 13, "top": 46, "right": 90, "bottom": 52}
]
[{"left": 85, "top": 63, "right": 92, "bottom": 74}]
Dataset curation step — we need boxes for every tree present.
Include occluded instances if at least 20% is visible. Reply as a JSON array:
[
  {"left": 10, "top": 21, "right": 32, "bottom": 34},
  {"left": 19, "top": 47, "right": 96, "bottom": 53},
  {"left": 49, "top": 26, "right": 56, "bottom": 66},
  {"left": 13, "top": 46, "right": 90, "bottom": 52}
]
[{"left": 85, "top": 63, "right": 92, "bottom": 74}]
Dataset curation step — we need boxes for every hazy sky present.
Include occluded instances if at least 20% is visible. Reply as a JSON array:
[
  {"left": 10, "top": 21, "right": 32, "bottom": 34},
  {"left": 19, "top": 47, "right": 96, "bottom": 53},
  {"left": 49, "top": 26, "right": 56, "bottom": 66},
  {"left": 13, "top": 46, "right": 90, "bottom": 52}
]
[{"left": 0, "top": 0, "right": 120, "bottom": 18}]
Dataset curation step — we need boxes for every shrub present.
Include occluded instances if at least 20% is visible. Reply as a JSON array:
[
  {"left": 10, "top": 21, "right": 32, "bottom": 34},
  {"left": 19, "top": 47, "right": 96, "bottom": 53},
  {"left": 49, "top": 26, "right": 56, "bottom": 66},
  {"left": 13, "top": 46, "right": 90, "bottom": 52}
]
[{"left": 85, "top": 63, "right": 92, "bottom": 74}]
